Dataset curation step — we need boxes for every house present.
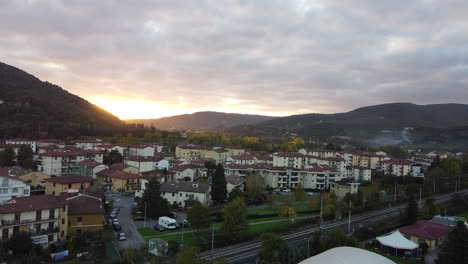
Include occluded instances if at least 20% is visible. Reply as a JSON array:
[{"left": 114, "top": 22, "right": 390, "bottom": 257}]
[
  {"left": 272, "top": 152, "right": 305, "bottom": 169},
  {"left": 204, "top": 148, "right": 230, "bottom": 165},
  {"left": 169, "top": 164, "right": 201, "bottom": 182},
  {"left": 36, "top": 139, "right": 65, "bottom": 149},
  {"left": 330, "top": 181, "right": 359, "bottom": 200},
  {"left": 0, "top": 167, "right": 49, "bottom": 188},
  {"left": 426, "top": 151, "right": 449, "bottom": 159},
  {"left": 70, "top": 160, "right": 107, "bottom": 179},
  {"left": 129, "top": 144, "right": 155, "bottom": 157},
  {"left": 0, "top": 174, "right": 31, "bottom": 204},
  {"left": 148, "top": 238, "right": 168, "bottom": 256},
  {"left": 109, "top": 163, "right": 140, "bottom": 174},
  {"left": 96, "top": 169, "right": 141, "bottom": 193},
  {"left": 45, "top": 175, "right": 95, "bottom": 196},
  {"left": 74, "top": 139, "right": 108, "bottom": 150},
  {"left": 345, "top": 166, "right": 372, "bottom": 182},
  {"left": 0, "top": 195, "right": 67, "bottom": 246},
  {"left": 299, "top": 148, "right": 337, "bottom": 158},
  {"left": 5, "top": 138, "right": 37, "bottom": 152},
  {"left": 226, "top": 153, "right": 256, "bottom": 165},
  {"left": 225, "top": 175, "right": 245, "bottom": 193},
  {"left": 175, "top": 144, "right": 210, "bottom": 160},
  {"left": 135, "top": 171, "right": 168, "bottom": 198},
  {"left": 64, "top": 193, "right": 105, "bottom": 235},
  {"left": 96, "top": 144, "right": 131, "bottom": 157},
  {"left": 36, "top": 150, "right": 104, "bottom": 176},
  {"left": 399, "top": 220, "right": 452, "bottom": 251},
  {"left": 160, "top": 182, "right": 211, "bottom": 207},
  {"left": 125, "top": 156, "right": 155, "bottom": 173},
  {"left": 380, "top": 159, "right": 413, "bottom": 176},
  {"left": 225, "top": 146, "right": 245, "bottom": 156},
  {"left": 38, "top": 145, "right": 59, "bottom": 154}
]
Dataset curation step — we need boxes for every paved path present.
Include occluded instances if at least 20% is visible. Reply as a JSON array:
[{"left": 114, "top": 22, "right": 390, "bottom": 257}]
[{"left": 107, "top": 194, "right": 145, "bottom": 250}]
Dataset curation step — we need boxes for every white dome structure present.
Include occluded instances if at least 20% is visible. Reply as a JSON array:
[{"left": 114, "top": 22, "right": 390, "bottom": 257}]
[{"left": 298, "top": 246, "right": 396, "bottom": 264}]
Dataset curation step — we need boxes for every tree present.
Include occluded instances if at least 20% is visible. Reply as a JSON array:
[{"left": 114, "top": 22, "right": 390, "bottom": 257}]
[
  {"left": 16, "top": 145, "right": 34, "bottom": 169},
  {"left": 211, "top": 164, "right": 227, "bottom": 204},
  {"left": 307, "top": 196, "right": 318, "bottom": 209},
  {"left": 293, "top": 183, "right": 307, "bottom": 201},
  {"left": 259, "top": 233, "right": 288, "bottom": 264},
  {"left": 141, "top": 177, "right": 169, "bottom": 219},
  {"left": 245, "top": 174, "right": 265, "bottom": 202},
  {"left": 265, "top": 193, "right": 276, "bottom": 209},
  {"left": 0, "top": 147, "right": 15, "bottom": 167},
  {"left": 4, "top": 232, "right": 33, "bottom": 256},
  {"left": 435, "top": 222, "right": 468, "bottom": 264},
  {"left": 321, "top": 228, "right": 357, "bottom": 251},
  {"left": 406, "top": 194, "right": 418, "bottom": 224},
  {"left": 422, "top": 196, "right": 438, "bottom": 219},
  {"left": 228, "top": 186, "right": 243, "bottom": 202},
  {"left": 280, "top": 204, "right": 296, "bottom": 222},
  {"left": 187, "top": 201, "right": 212, "bottom": 230},
  {"left": 176, "top": 246, "right": 204, "bottom": 264},
  {"left": 440, "top": 157, "right": 462, "bottom": 191},
  {"left": 122, "top": 248, "right": 137, "bottom": 264},
  {"left": 221, "top": 197, "right": 248, "bottom": 242},
  {"left": 322, "top": 192, "right": 337, "bottom": 219},
  {"left": 104, "top": 149, "right": 123, "bottom": 165}
]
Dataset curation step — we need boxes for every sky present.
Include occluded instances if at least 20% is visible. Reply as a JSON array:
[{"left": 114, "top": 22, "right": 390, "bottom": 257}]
[{"left": 1, "top": 0, "right": 468, "bottom": 119}]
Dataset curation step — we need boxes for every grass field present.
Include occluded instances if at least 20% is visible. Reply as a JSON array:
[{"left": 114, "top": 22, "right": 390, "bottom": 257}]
[
  {"left": 246, "top": 202, "right": 311, "bottom": 215},
  {"left": 457, "top": 210, "right": 468, "bottom": 219}
]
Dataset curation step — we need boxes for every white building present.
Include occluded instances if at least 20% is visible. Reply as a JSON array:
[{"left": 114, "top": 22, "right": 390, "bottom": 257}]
[
  {"left": 160, "top": 182, "right": 211, "bottom": 207},
  {"left": 0, "top": 176, "right": 30, "bottom": 204},
  {"left": 345, "top": 166, "right": 372, "bottom": 182},
  {"left": 5, "top": 138, "right": 37, "bottom": 152},
  {"left": 225, "top": 175, "right": 245, "bottom": 193},
  {"left": 124, "top": 156, "right": 155, "bottom": 173},
  {"left": 272, "top": 152, "right": 305, "bottom": 169},
  {"left": 380, "top": 159, "right": 413, "bottom": 176},
  {"left": 74, "top": 139, "right": 107, "bottom": 150},
  {"left": 129, "top": 145, "right": 155, "bottom": 157},
  {"left": 226, "top": 153, "right": 256, "bottom": 165},
  {"left": 36, "top": 150, "right": 104, "bottom": 176}
]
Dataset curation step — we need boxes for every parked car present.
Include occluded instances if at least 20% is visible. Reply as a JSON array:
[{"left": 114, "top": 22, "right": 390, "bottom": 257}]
[
  {"left": 273, "top": 188, "right": 280, "bottom": 192},
  {"left": 283, "top": 188, "right": 292, "bottom": 193},
  {"left": 113, "top": 224, "right": 121, "bottom": 231},
  {"left": 153, "top": 224, "right": 165, "bottom": 232},
  {"left": 307, "top": 192, "right": 316, "bottom": 196},
  {"left": 110, "top": 212, "right": 117, "bottom": 218},
  {"left": 118, "top": 233, "right": 126, "bottom": 241},
  {"left": 113, "top": 219, "right": 120, "bottom": 225},
  {"left": 114, "top": 207, "right": 120, "bottom": 212}
]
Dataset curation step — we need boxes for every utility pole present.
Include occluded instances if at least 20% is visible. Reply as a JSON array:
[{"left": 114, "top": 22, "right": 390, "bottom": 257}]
[
  {"left": 348, "top": 199, "right": 352, "bottom": 233},
  {"left": 143, "top": 202, "right": 147, "bottom": 228},
  {"left": 210, "top": 225, "right": 215, "bottom": 260},
  {"left": 419, "top": 187, "right": 422, "bottom": 208}
]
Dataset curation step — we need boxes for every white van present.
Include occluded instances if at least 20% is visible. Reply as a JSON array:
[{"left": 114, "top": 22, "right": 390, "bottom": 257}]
[{"left": 158, "top": 216, "right": 177, "bottom": 230}]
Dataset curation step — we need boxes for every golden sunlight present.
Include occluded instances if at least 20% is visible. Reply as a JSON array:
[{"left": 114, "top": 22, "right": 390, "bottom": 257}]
[{"left": 90, "top": 97, "right": 186, "bottom": 120}]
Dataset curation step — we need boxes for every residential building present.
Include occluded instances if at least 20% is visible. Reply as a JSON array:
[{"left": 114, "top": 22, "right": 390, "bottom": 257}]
[
  {"left": 299, "top": 148, "right": 337, "bottom": 158},
  {"left": 124, "top": 156, "right": 155, "bottom": 173},
  {"left": 225, "top": 175, "right": 245, "bottom": 193},
  {"left": 45, "top": 175, "right": 95, "bottom": 196},
  {"left": 175, "top": 144, "right": 210, "bottom": 160},
  {"left": 204, "top": 148, "right": 230, "bottom": 165},
  {"left": 36, "top": 139, "right": 65, "bottom": 149},
  {"left": 96, "top": 144, "right": 131, "bottom": 157},
  {"left": 0, "top": 195, "right": 66, "bottom": 247},
  {"left": 330, "top": 181, "right": 359, "bottom": 200},
  {"left": 96, "top": 169, "right": 141, "bottom": 193},
  {"left": 225, "top": 146, "right": 245, "bottom": 156},
  {"left": 380, "top": 159, "right": 413, "bottom": 176},
  {"left": 74, "top": 139, "right": 108, "bottom": 150},
  {"left": 36, "top": 150, "right": 104, "bottom": 176},
  {"left": 160, "top": 182, "right": 211, "bottom": 207},
  {"left": 64, "top": 193, "right": 105, "bottom": 235},
  {"left": 399, "top": 220, "right": 452, "bottom": 251},
  {"left": 129, "top": 144, "right": 155, "bottom": 157},
  {"left": 70, "top": 160, "right": 107, "bottom": 179},
  {"left": 5, "top": 138, "right": 37, "bottom": 152},
  {"left": 0, "top": 167, "right": 49, "bottom": 188},
  {"left": 272, "top": 152, "right": 305, "bottom": 169},
  {"left": 226, "top": 153, "right": 256, "bottom": 165},
  {"left": 0, "top": 175, "right": 30, "bottom": 204},
  {"left": 345, "top": 166, "right": 372, "bottom": 182},
  {"left": 169, "top": 164, "right": 202, "bottom": 182},
  {"left": 148, "top": 238, "right": 168, "bottom": 256},
  {"left": 109, "top": 163, "right": 140, "bottom": 174}
]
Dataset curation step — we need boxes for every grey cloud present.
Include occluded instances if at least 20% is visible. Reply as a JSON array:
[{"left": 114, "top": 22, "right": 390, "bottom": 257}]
[{"left": 0, "top": 0, "right": 467, "bottom": 117}]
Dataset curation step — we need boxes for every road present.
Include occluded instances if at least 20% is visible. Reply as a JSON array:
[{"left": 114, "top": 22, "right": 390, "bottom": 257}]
[
  {"left": 199, "top": 189, "right": 468, "bottom": 263},
  {"left": 107, "top": 194, "right": 146, "bottom": 250}
]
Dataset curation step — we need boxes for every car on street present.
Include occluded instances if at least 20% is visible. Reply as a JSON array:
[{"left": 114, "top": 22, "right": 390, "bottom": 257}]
[
  {"left": 283, "top": 188, "right": 292, "bottom": 193},
  {"left": 113, "top": 224, "right": 122, "bottom": 231},
  {"left": 153, "top": 224, "right": 165, "bottom": 232},
  {"left": 118, "top": 233, "right": 126, "bottom": 241},
  {"left": 113, "top": 219, "right": 120, "bottom": 225},
  {"left": 307, "top": 192, "right": 316, "bottom": 196}
]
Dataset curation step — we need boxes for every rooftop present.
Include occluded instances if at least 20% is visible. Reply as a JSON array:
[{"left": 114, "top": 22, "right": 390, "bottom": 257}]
[
  {"left": 399, "top": 220, "right": 452, "bottom": 240},
  {"left": 160, "top": 181, "right": 210, "bottom": 193},
  {"left": 45, "top": 174, "right": 95, "bottom": 184},
  {"left": 0, "top": 195, "right": 63, "bottom": 214}
]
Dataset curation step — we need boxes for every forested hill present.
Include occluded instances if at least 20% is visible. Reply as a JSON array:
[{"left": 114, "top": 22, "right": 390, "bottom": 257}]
[
  {"left": 127, "top": 111, "right": 276, "bottom": 131},
  {"left": 0, "top": 62, "right": 125, "bottom": 138}
]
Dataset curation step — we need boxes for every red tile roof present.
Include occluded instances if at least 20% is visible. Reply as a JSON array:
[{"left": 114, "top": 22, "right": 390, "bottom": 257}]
[
  {"left": 77, "top": 160, "right": 102, "bottom": 168},
  {"left": 0, "top": 195, "right": 63, "bottom": 214},
  {"left": 399, "top": 220, "right": 452, "bottom": 240},
  {"left": 274, "top": 152, "right": 304, "bottom": 158},
  {"left": 170, "top": 164, "right": 200, "bottom": 172},
  {"left": 107, "top": 171, "right": 141, "bottom": 180},
  {"left": 66, "top": 194, "right": 105, "bottom": 215},
  {"left": 109, "top": 163, "right": 131, "bottom": 170},
  {"left": 41, "top": 149, "right": 102, "bottom": 157},
  {"left": 226, "top": 175, "right": 245, "bottom": 185}
]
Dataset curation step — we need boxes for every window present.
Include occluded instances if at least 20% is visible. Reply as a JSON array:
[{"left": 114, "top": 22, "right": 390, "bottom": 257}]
[
  {"left": 12, "top": 188, "right": 18, "bottom": 193},
  {"left": 53, "top": 183, "right": 56, "bottom": 187},
  {"left": 68, "top": 184, "right": 72, "bottom": 188},
  {"left": 77, "top": 216, "right": 83, "bottom": 222},
  {"left": 23, "top": 189, "right": 29, "bottom": 195},
  {"left": 61, "top": 231, "right": 64, "bottom": 237},
  {"left": 62, "top": 219, "right": 65, "bottom": 224}
]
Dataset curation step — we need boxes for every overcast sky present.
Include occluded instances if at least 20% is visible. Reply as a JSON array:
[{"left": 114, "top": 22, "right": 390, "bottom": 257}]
[{"left": 1, "top": 0, "right": 468, "bottom": 119}]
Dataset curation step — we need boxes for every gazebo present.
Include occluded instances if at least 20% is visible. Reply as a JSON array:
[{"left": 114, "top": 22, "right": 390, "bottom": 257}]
[{"left": 376, "top": 230, "right": 419, "bottom": 257}]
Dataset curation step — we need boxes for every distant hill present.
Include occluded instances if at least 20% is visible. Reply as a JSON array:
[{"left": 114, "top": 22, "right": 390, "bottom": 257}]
[
  {"left": 228, "top": 103, "right": 468, "bottom": 148},
  {"left": 128, "top": 111, "right": 276, "bottom": 131},
  {"left": 0, "top": 62, "right": 125, "bottom": 138}
]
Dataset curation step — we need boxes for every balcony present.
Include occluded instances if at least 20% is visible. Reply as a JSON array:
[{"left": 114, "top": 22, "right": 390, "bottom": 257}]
[
  {"left": 30, "top": 226, "right": 60, "bottom": 236},
  {"left": 1, "top": 217, "right": 59, "bottom": 227}
]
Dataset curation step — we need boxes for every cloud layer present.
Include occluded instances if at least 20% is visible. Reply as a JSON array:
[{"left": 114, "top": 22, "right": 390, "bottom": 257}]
[{"left": 1, "top": 0, "right": 468, "bottom": 118}]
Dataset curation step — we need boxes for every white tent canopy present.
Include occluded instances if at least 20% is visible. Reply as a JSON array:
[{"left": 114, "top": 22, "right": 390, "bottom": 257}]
[
  {"left": 376, "top": 230, "right": 418, "bottom": 250},
  {"left": 299, "top": 247, "right": 396, "bottom": 264}
]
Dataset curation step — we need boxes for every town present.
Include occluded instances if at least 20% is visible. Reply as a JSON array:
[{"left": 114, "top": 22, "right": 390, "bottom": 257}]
[{"left": 0, "top": 135, "right": 467, "bottom": 264}]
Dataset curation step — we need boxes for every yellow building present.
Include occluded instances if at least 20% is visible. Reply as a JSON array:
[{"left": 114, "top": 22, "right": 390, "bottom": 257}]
[
  {"left": 65, "top": 194, "right": 105, "bottom": 235},
  {"left": 45, "top": 175, "right": 95, "bottom": 196},
  {"left": 96, "top": 169, "right": 141, "bottom": 193},
  {"left": 19, "top": 171, "right": 50, "bottom": 187},
  {"left": 0, "top": 195, "right": 67, "bottom": 246},
  {"left": 399, "top": 220, "right": 452, "bottom": 251},
  {"left": 109, "top": 163, "right": 140, "bottom": 174},
  {"left": 175, "top": 144, "right": 210, "bottom": 160},
  {"left": 329, "top": 181, "right": 359, "bottom": 200}
]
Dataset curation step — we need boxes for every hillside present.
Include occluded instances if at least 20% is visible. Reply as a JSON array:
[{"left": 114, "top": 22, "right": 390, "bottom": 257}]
[
  {"left": 0, "top": 62, "right": 125, "bottom": 138},
  {"left": 228, "top": 103, "right": 468, "bottom": 148},
  {"left": 128, "top": 111, "right": 276, "bottom": 131}
]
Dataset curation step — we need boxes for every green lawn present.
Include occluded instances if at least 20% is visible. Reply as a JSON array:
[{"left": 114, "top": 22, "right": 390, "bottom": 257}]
[
  {"left": 246, "top": 202, "right": 310, "bottom": 215},
  {"left": 457, "top": 210, "right": 468, "bottom": 219},
  {"left": 248, "top": 220, "right": 290, "bottom": 234}
]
